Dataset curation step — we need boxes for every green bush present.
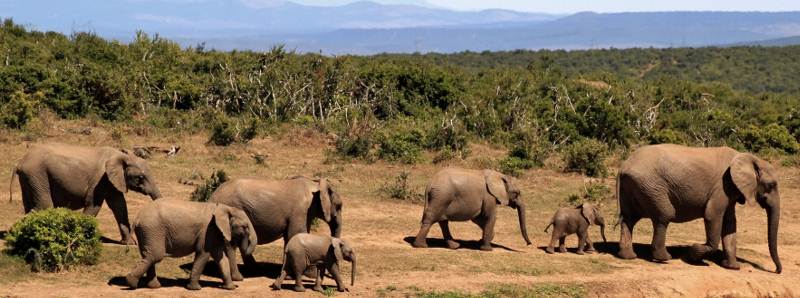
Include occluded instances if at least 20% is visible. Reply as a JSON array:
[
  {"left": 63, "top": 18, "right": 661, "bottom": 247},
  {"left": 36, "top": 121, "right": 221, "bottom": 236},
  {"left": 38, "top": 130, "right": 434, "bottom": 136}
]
[
  {"left": 208, "top": 116, "right": 237, "bottom": 146},
  {"left": 499, "top": 131, "right": 550, "bottom": 176},
  {"left": 647, "top": 129, "right": 687, "bottom": 145},
  {"left": 335, "top": 133, "right": 374, "bottom": 160},
  {"left": 4, "top": 208, "right": 101, "bottom": 272},
  {"left": 377, "top": 130, "right": 425, "bottom": 164},
  {"left": 378, "top": 171, "right": 423, "bottom": 203},
  {"left": 567, "top": 182, "right": 612, "bottom": 205},
  {"left": 190, "top": 169, "right": 229, "bottom": 202},
  {"left": 739, "top": 123, "right": 799, "bottom": 154},
  {"left": 1, "top": 90, "right": 40, "bottom": 129},
  {"left": 562, "top": 138, "right": 609, "bottom": 177}
]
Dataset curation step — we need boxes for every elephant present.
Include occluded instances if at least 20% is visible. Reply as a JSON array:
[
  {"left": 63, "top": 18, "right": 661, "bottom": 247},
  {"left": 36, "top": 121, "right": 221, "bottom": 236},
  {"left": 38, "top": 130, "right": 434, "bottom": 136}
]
[
  {"left": 271, "top": 233, "right": 355, "bottom": 293},
  {"left": 209, "top": 176, "right": 343, "bottom": 280},
  {"left": 617, "top": 144, "right": 782, "bottom": 273},
  {"left": 126, "top": 199, "right": 258, "bottom": 290},
  {"left": 412, "top": 167, "right": 532, "bottom": 251},
  {"left": 544, "top": 203, "right": 607, "bottom": 254},
  {"left": 10, "top": 143, "right": 161, "bottom": 244}
]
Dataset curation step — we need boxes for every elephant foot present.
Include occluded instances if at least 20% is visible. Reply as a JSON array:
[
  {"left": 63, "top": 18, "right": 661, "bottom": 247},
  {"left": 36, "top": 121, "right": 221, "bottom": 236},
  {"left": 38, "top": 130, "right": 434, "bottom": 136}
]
[
  {"left": 576, "top": 250, "right": 585, "bottom": 255},
  {"left": 479, "top": 244, "right": 493, "bottom": 251},
  {"left": 293, "top": 284, "right": 306, "bottom": 292},
  {"left": 411, "top": 239, "right": 428, "bottom": 248},
  {"left": 125, "top": 274, "right": 140, "bottom": 289},
  {"left": 122, "top": 237, "right": 136, "bottom": 246},
  {"left": 232, "top": 271, "right": 244, "bottom": 281},
  {"left": 313, "top": 285, "right": 324, "bottom": 293},
  {"left": 686, "top": 244, "right": 712, "bottom": 262},
  {"left": 618, "top": 248, "right": 637, "bottom": 260},
  {"left": 186, "top": 282, "right": 201, "bottom": 291},
  {"left": 652, "top": 249, "right": 672, "bottom": 262},
  {"left": 270, "top": 282, "right": 282, "bottom": 291},
  {"left": 146, "top": 278, "right": 161, "bottom": 289},
  {"left": 545, "top": 247, "right": 555, "bottom": 254},
  {"left": 338, "top": 286, "right": 348, "bottom": 292},
  {"left": 559, "top": 247, "right": 567, "bottom": 253},
  {"left": 221, "top": 283, "right": 236, "bottom": 290},
  {"left": 720, "top": 259, "right": 741, "bottom": 270},
  {"left": 445, "top": 240, "right": 460, "bottom": 249}
]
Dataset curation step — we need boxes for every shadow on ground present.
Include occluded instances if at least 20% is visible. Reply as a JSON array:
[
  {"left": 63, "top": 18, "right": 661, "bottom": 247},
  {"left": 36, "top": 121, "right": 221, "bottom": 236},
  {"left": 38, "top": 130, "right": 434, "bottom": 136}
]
[
  {"left": 107, "top": 276, "right": 228, "bottom": 290},
  {"left": 403, "top": 236, "right": 521, "bottom": 252},
  {"left": 178, "top": 261, "right": 283, "bottom": 279},
  {"left": 591, "top": 242, "right": 770, "bottom": 273}
]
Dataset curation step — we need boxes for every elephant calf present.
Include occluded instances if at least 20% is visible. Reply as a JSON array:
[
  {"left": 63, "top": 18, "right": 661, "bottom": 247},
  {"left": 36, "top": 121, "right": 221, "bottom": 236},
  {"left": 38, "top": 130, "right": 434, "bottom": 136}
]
[
  {"left": 126, "top": 199, "right": 257, "bottom": 291},
  {"left": 271, "top": 233, "right": 356, "bottom": 293},
  {"left": 544, "top": 203, "right": 606, "bottom": 254}
]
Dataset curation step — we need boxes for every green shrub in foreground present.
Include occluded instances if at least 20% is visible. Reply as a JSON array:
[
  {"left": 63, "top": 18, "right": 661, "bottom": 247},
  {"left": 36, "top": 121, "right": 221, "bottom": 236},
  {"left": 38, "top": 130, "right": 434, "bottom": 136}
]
[
  {"left": 4, "top": 208, "right": 101, "bottom": 272},
  {"left": 563, "top": 138, "right": 609, "bottom": 178}
]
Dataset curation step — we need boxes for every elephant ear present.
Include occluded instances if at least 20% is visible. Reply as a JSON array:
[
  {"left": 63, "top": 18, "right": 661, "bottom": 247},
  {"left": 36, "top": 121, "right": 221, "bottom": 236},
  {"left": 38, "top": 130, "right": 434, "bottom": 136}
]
[
  {"left": 484, "top": 170, "right": 508, "bottom": 205},
  {"left": 318, "top": 178, "right": 333, "bottom": 222},
  {"left": 581, "top": 203, "right": 596, "bottom": 225},
  {"left": 105, "top": 154, "right": 129, "bottom": 193},
  {"left": 730, "top": 153, "right": 758, "bottom": 205},
  {"left": 331, "top": 238, "right": 345, "bottom": 263},
  {"left": 213, "top": 204, "right": 233, "bottom": 242}
]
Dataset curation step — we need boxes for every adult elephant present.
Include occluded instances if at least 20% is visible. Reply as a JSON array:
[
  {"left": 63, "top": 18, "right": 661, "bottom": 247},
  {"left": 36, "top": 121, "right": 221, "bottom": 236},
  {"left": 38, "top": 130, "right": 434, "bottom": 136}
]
[
  {"left": 412, "top": 167, "right": 532, "bottom": 251},
  {"left": 11, "top": 143, "right": 162, "bottom": 244},
  {"left": 209, "top": 176, "right": 343, "bottom": 280},
  {"left": 617, "top": 144, "right": 782, "bottom": 273}
]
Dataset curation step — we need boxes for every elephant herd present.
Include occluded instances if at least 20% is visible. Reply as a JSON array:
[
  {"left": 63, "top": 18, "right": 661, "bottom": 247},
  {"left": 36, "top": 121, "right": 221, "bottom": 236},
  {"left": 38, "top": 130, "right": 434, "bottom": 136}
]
[{"left": 8, "top": 142, "right": 783, "bottom": 291}]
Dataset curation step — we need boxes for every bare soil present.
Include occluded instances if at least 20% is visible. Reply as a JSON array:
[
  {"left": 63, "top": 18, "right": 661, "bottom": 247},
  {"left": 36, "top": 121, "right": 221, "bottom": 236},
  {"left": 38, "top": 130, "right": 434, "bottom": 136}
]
[{"left": 0, "top": 119, "right": 798, "bottom": 297}]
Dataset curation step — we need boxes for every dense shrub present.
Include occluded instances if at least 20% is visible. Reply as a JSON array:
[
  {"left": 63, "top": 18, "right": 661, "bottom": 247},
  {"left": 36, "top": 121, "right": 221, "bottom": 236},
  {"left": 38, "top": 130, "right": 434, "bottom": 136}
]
[
  {"left": 208, "top": 116, "right": 237, "bottom": 146},
  {"left": 567, "top": 182, "right": 613, "bottom": 205},
  {"left": 563, "top": 138, "right": 609, "bottom": 177},
  {"left": 648, "top": 129, "right": 687, "bottom": 145},
  {"left": 1, "top": 90, "right": 40, "bottom": 129},
  {"left": 739, "top": 123, "right": 799, "bottom": 154},
  {"left": 377, "top": 129, "right": 425, "bottom": 164},
  {"left": 378, "top": 171, "right": 423, "bottom": 203},
  {"left": 4, "top": 208, "right": 101, "bottom": 272},
  {"left": 190, "top": 169, "right": 229, "bottom": 202}
]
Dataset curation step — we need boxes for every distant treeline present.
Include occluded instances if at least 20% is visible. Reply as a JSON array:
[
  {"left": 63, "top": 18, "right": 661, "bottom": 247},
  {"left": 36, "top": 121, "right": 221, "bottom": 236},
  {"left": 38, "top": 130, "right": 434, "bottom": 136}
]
[{"left": 1, "top": 19, "right": 798, "bottom": 172}]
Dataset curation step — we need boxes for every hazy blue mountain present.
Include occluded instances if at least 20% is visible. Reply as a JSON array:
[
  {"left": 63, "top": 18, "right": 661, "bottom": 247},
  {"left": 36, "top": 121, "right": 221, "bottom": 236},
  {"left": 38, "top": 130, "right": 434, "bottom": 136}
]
[
  {"left": 730, "top": 36, "right": 800, "bottom": 47},
  {"left": 2, "top": 1, "right": 800, "bottom": 54}
]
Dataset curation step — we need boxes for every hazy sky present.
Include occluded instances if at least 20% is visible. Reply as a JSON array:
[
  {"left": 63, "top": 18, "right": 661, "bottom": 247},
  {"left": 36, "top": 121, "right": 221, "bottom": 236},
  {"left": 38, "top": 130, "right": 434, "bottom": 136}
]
[{"left": 290, "top": 0, "right": 800, "bottom": 13}]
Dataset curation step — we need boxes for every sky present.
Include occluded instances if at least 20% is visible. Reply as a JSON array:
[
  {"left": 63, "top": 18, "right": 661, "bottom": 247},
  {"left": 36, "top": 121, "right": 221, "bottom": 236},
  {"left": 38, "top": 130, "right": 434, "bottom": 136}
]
[{"left": 289, "top": 0, "right": 800, "bottom": 14}]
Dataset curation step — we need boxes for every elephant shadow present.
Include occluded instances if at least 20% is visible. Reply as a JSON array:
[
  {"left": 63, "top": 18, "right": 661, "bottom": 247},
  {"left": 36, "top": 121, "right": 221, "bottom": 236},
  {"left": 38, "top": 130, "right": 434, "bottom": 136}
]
[
  {"left": 593, "top": 242, "right": 770, "bottom": 272},
  {"left": 107, "top": 276, "right": 224, "bottom": 290},
  {"left": 178, "top": 261, "right": 283, "bottom": 279},
  {"left": 402, "top": 237, "right": 521, "bottom": 252}
]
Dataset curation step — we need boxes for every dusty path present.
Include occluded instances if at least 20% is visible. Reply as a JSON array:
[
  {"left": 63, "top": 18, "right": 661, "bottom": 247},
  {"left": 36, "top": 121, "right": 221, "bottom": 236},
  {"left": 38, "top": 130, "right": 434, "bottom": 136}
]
[{"left": 0, "top": 123, "right": 798, "bottom": 297}]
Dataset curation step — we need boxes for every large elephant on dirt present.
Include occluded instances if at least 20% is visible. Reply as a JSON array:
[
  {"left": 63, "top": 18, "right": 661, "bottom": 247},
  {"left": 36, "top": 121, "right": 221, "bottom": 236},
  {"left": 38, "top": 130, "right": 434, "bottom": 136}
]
[
  {"left": 209, "top": 176, "right": 343, "bottom": 280},
  {"left": 617, "top": 144, "right": 782, "bottom": 273},
  {"left": 10, "top": 143, "right": 162, "bottom": 244},
  {"left": 412, "top": 167, "right": 532, "bottom": 251}
]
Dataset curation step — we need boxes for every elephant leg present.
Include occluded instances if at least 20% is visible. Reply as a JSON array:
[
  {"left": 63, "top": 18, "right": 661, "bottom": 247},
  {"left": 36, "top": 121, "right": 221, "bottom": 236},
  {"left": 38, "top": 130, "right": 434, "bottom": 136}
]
[
  {"left": 126, "top": 256, "right": 159, "bottom": 289},
  {"left": 413, "top": 221, "right": 434, "bottom": 248},
  {"left": 144, "top": 263, "right": 160, "bottom": 288},
  {"left": 689, "top": 215, "right": 723, "bottom": 262},
  {"left": 438, "top": 221, "right": 459, "bottom": 249},
  {"left": 651, "top": 220, "right": 672, "bottom": 262},
  {"left": 585, "top": 231, "right": 596, "bottom": 253},
  {"left": 83, "top": 204, "right": 103, "bottom": 217},
  {"left": 187, "top": 252, "right": 211, "bottom": 290},
  {"left": 312, "top": 265, "right": 325, "bottom": 292},
  {"left": 576, "top": 231, "right": 587, "bottom": 255},
  {"left": 18, "top": 173, "right": 52, "bottom": 213},
  {"left": 546, "top": 230, "right": 559, "bottom": 254},
  {"left": 618, "top": 216, "right": 640, "bottom": 259},
  {"left": 291, "top": 262, "right": 306, "bottom": 292},
  {"left": 559, "top": 236, "right": 567, "bottom": 253},
  {"left": 226, "top": 244, "right": 243, "bottom": 281},
  {"left": 212, "top": 249, "right": 235, "bottom": 290},
  {"left": 476, "top": 214, "right": 496, "bottom": 251},
  {"left": 328, "top": 263, "right": 347, "bottom": 292},
  {"left": 720, "top": 205, "right": 740, "bottom": 270},
  {"left": 271, "top": 266, "right": 288, "bottom": 290},
  {"left": 106, "top": 192, "right": 133, "bottom": 245}
]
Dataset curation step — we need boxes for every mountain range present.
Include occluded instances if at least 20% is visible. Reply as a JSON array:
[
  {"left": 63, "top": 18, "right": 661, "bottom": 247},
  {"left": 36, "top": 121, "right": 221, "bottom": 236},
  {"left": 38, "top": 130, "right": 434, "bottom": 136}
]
[{"left": 2, "top": 0, "right": 800, "bottom": 54}]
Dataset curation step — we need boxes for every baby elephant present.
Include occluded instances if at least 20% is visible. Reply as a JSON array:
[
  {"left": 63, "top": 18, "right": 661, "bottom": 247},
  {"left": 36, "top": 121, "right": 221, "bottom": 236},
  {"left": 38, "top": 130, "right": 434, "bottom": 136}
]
[
  {"left": 271, "top": 233, "right": 356, "bottom": 293},
  {"left": 544, "top": 203, "right": 607, "bottom": 254},
  {"left": 126, "top": 199, "right": 257, "bottom": 290}
]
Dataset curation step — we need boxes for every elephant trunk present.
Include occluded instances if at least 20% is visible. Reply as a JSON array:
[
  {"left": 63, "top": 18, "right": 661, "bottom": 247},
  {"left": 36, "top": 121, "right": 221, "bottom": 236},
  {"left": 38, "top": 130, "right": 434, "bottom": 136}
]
[
  {"left": 243, "top": 229, "right": 258, "bottom": 256},
  {"left": 350, "top": 254, "right": 356, "bottom": 286},
  {"left": 766, "top": 203, "right": 782, "bottom": 274},
  {"left": 516, "top": 203, "right": 532, "bottom": 245},
  {"left": 330, "top": 216, "right": 342, "bottom": 238}
]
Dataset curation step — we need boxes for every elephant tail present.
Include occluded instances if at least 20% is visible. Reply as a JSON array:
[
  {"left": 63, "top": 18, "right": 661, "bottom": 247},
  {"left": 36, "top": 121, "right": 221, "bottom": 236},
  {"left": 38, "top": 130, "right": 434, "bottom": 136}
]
[
  {"left": 8, "top": 168, "right": 18, "bottom": 203},
  {"left": 613, "top": 173, "right": 621, "bottom": 229},
  {"left": 544, "top": 222, "right": 553, "bottom": 233}
]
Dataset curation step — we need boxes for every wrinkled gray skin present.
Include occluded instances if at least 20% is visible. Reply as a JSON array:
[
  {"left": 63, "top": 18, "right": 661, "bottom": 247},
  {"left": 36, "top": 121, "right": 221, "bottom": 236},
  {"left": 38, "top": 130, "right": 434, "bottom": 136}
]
[
  {"left": 271, "top": 233, "right": 355, "bottom": 293},
  {"left": 126, "top": 199, "right": 257, "bottom": 290},
  {"left": 618, "top": 144, "right": 782, "bottom": 274},
  {"left": 10, "top": 143, "right": 161, "bottom": 244},
  {"left": 209, "top": 176, "right": 343, "bottom": 280},
  {"left": 544, "top": 203, "right": 607, "bottom": 254},
  {"left": 412, "top": 167, "right": 532, "bottom": 251}
]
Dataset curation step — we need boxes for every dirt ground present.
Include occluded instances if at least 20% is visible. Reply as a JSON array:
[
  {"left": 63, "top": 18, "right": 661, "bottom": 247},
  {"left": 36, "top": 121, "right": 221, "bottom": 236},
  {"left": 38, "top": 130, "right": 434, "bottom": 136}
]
[{"left": 0, "top": 119, "right": 798, "bottom": 297}]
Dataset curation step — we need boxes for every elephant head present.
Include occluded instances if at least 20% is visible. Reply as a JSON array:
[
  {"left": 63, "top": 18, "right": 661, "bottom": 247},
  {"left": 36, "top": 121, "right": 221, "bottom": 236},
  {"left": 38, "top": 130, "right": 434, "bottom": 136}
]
[
  {"left": 315, "top": 178, "right": 343, "bottom": 238},
  {"left": 729, "top": 153, "right": 782, "bottom": 273},
  {"left": 331, "top": 238, "right": 356, "bottom": 286},
  {"left": 484, "top": 170, "right": 532, "bottom": 245},
  {"left": 106, "top": 149, "right": 162, "bottom": 200},
  {"left": 579, "top": 203, "right": 607, "bottom": 243},
  {"left": 215, "top": 205, "right": 258, "bottom": 256}
]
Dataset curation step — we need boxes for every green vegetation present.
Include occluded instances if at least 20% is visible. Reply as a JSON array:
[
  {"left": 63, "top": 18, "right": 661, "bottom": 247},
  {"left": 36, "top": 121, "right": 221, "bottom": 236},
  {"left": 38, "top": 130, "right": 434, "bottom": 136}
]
[
  {"left": 4, "top": 208, "right": 101, "bottom": 272},
  {"left": 409, "top": 283, "right": 587, "bottom": 298},
  {"left": 1, "top": 19, "right": 799, "bottom": 169},
  {"left": 378, "top": 171, "right": 424, "bottom": 203},
  {"left": 190, "top": 169, "right": 229, "bottom": 202}
]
